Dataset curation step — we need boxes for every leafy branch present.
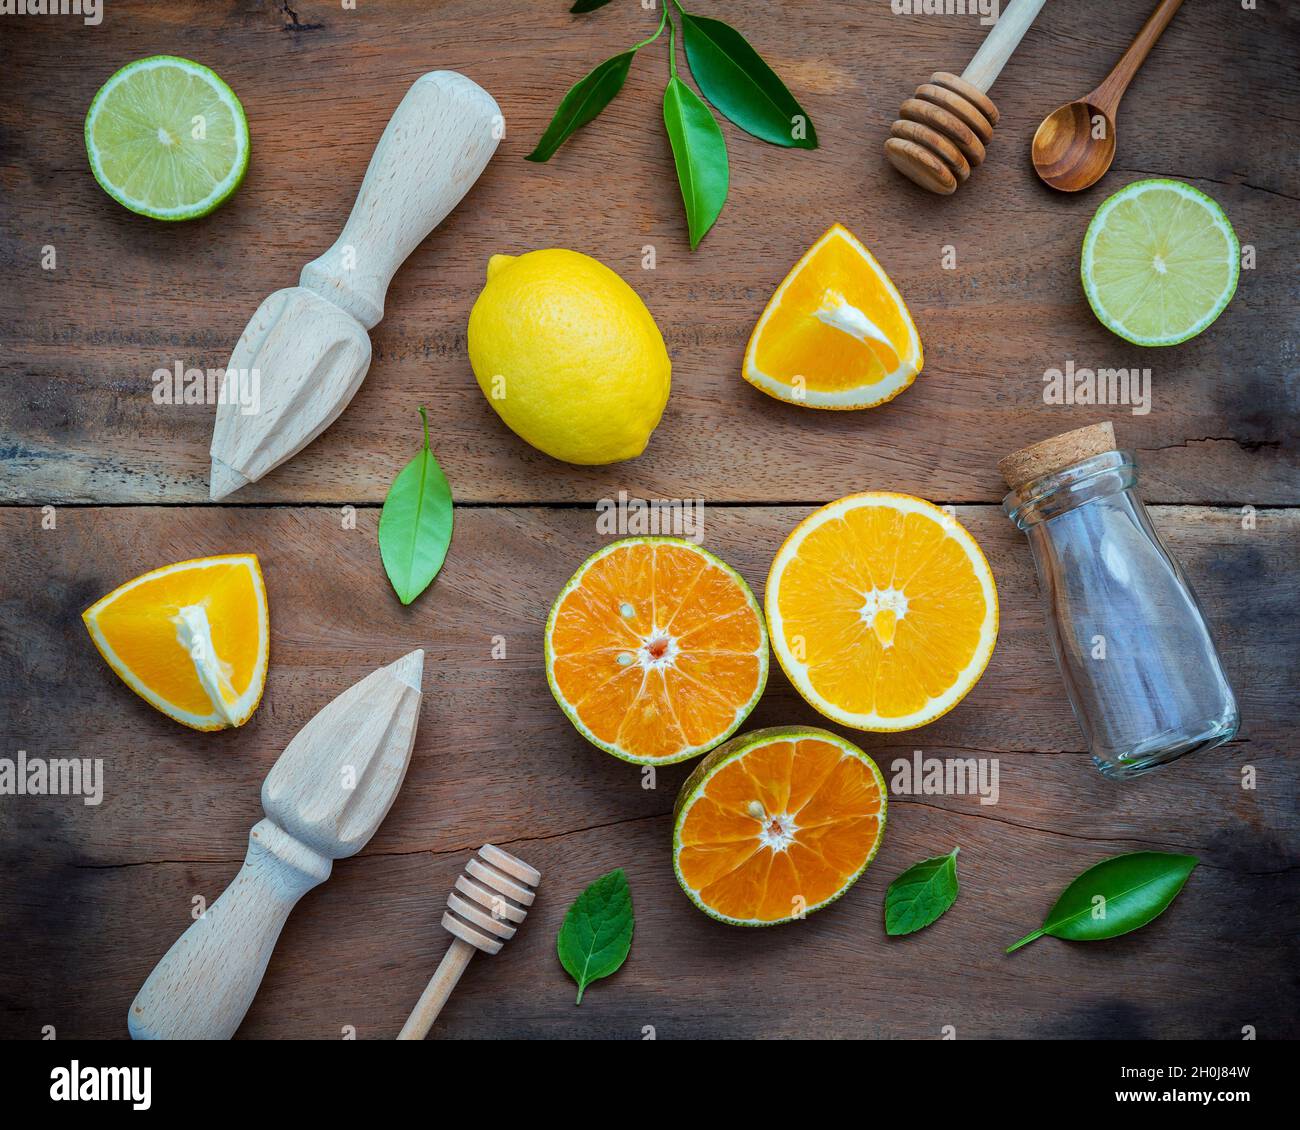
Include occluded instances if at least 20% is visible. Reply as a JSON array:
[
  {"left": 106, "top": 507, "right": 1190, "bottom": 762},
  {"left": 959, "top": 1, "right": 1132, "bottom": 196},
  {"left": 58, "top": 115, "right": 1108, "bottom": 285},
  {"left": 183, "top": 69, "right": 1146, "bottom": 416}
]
[{"left": 528, "top": 1, "right": 817, "bottom": 248}]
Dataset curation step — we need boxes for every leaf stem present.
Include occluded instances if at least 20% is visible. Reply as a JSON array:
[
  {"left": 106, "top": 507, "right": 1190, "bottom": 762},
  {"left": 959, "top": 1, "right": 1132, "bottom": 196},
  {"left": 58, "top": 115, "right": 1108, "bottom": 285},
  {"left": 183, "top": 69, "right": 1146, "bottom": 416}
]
[
  {"left": 1005, "top": 928, "right": 1046, "bottom": 954},
  {"left": 631, "top": 2, "right": 669, "bottom": 51},
  {"left": 418, "top": 404, "right": 429, "bottom": 451},
  {"left": 666, "top": 5, "right": 681, "bottom": 80}
]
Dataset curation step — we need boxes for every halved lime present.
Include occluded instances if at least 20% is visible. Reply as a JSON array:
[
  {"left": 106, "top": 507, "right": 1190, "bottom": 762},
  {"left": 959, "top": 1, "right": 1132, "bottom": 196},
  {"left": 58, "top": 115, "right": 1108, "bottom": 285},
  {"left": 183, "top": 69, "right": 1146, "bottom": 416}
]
[
  {"left": 85, "top": 56, "right": 250, "bottom": 221},
  {"left": 1081, "top": 179, "right": 1239, "bottom": 346}
]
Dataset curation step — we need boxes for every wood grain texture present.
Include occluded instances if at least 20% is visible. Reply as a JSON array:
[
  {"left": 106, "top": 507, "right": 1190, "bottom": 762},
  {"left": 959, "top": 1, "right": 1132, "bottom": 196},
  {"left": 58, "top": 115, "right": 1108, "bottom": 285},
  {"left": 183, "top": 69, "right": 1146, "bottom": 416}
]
[
  {"left": 0, "top": 0, "right": 1297, "bottom": 504},
  {"left": 1, "top": 505, "right": 1296, "bottom": 1039}
]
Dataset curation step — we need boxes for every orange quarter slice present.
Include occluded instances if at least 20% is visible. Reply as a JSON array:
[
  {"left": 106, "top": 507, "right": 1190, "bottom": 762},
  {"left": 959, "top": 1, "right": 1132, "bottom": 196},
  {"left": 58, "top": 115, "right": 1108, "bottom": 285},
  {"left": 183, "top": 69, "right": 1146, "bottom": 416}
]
[
  {"left": 545, "top": 537, "right": 768, "bottom": 764},
  {"left": 744, "top": 223, "right": 922, "bottom": 409},
  {"left": 767, "top": 493, "right": 997, "bottom": 731},
  {"left": 673, "top": 726, "right": 887, "bottom": 925},
  {"left": 82, "top": 553, "right": 269, "bottom": 731}
]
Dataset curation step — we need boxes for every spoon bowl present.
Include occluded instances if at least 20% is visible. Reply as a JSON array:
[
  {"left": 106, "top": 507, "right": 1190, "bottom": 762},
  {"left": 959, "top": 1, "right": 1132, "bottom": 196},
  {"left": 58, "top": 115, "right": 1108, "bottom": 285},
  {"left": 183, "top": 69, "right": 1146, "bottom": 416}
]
[{"left": 1031, "top": 100, "right": 1116, "bottom": 192}]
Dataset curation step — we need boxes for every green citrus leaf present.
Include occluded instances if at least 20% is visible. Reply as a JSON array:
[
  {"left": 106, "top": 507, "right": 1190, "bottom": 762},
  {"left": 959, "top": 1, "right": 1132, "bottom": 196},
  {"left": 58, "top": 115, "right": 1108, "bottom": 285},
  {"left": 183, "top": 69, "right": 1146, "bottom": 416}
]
[
  {"left": 885, "top": 847, "right": 960, "bottom": 936},
  {"left": 557, "top": 868, "right": 634, "bottom": 1004},
  {"left": 1007, "top": 851, "right": 1199, "bottom": 953},
  {"left": 570, "top": 0, "right": 614, "bottom": 11},
  {"left": 662, "top": 74, "right": 728, "bottom": 249},
  {"left": 679, "top": 11, "right": 817, "bottom": 149},
  {"left": 525, "top": 49, "right": 635, "bottom": 162},
  {"left": 377, "top": 407, "right": 453, "bottom": 606}
]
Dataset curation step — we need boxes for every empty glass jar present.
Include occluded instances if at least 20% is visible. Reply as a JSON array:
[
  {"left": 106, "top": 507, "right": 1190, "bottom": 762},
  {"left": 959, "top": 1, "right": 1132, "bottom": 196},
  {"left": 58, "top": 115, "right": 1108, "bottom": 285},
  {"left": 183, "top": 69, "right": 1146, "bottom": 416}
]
[{"left": 1002, "top": 434, "right": 1239, "bottom": 780}]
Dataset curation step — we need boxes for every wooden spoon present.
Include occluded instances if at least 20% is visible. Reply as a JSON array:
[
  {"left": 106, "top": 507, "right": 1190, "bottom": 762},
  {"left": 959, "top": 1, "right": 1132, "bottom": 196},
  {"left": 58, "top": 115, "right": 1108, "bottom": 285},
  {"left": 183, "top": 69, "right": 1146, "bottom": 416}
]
[{"left": 1031, "top": 0, "right": 1183, "bottom": 192}]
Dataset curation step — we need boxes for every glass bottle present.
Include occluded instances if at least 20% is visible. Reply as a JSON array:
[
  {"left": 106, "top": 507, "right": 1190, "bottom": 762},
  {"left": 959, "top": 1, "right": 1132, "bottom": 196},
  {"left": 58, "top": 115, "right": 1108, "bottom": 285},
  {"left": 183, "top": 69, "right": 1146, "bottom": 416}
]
[{"left": 1001, "top": 425, "right": 1239, "bottom": 780}]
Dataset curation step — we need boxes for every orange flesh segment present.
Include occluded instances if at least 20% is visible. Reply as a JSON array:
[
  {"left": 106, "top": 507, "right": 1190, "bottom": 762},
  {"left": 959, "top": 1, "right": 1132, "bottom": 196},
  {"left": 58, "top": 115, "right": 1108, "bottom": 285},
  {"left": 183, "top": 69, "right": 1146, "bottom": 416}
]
[
  {"left": 678, "top": 737, "right": 883, "bottom": 922},
  {"left": 777, "top": 506, "right": 987, "bottom": 720},
  {"left": 753, "top": 229, "right": 913, "bottom": 393},
  {"left": 88, "top": 559, "right": 263, "bottom": 716},
  {"left": 550, "top": 543, "right": 763, "bottom": 761}
]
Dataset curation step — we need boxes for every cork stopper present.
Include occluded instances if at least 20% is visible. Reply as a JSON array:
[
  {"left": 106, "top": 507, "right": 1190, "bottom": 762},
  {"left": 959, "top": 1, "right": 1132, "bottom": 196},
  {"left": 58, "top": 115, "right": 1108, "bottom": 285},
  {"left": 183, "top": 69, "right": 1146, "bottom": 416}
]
[{"left": 998, "top": 422, "right": 1116, "bottom": 491}]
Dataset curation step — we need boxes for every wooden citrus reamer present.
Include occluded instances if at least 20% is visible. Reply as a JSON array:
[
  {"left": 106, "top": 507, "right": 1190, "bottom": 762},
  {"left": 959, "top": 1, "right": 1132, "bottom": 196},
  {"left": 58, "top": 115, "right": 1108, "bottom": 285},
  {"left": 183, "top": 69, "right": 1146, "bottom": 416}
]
[
  {"left": 209, "top": 71, "right": 501, "bottom": 500},
  {"left": 885, "top": 0, "right": 1049, "bottom": 195},
  {"left": 129, "top": 651, "right": 425, "bottom": 1040},
  {"left": 397, "top": 844, "right": 541, "bottom": 1040}
]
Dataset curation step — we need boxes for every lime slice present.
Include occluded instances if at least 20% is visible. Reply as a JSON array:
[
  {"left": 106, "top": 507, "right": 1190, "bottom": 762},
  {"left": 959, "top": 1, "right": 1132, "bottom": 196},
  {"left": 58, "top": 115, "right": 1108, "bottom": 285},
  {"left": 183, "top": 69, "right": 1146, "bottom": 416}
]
[
  {"left": 1081, "top": 179, "right": 1239, "bottom": 346},
  {"left": 85, "top": 56, "right": 250, "bottom": 221}
]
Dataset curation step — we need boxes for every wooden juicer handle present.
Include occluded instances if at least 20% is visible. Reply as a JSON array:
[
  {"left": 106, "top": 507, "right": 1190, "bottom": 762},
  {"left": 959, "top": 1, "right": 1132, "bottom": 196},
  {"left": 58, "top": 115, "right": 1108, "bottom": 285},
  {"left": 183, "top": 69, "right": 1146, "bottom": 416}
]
[{"left": 298, "top": 71, "right": 502, "bottom": 329}]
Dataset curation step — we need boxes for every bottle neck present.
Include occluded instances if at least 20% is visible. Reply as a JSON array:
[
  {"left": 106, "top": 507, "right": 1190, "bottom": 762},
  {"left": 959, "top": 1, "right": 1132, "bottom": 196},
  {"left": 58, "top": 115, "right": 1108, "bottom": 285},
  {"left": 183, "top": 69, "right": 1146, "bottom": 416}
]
[{"left": 1003, "top": 450, "right": 1138, "bottom": 530}]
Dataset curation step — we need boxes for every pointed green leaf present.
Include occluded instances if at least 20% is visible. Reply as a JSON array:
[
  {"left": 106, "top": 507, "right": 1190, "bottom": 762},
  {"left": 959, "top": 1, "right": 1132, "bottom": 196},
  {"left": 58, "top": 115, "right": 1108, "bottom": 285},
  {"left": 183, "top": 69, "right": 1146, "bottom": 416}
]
[
  {"left": 570, "top": 0, "right": 614, "bottom": 11},
  {"left": 680, "top": 11, "right": 817, "bottom": 149},
  {"left": 525, "top": 50, "right": 636, "bottom": 162},
  {"left": 1007, "top": 852, "right": 1199, "bottom": 953},
  {"left": 885, "top": 847, "right": 960, "bottom": 936},
  {"left": 662, "top": 75, "right": 728, "bottom": 249},
  {"left": 556, "top": 869, "right": 634, "bottom": 1004},
  {"left": 378, "top": 407, "right": 453, "bottom": 606}
]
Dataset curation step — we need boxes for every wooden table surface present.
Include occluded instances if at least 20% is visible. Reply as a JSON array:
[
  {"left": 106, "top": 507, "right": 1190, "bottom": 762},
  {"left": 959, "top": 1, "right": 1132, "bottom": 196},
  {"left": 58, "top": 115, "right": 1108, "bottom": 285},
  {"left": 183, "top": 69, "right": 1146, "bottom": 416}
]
[{"left": 1, "top": 1, "right": 1297, "bottom": 1040}]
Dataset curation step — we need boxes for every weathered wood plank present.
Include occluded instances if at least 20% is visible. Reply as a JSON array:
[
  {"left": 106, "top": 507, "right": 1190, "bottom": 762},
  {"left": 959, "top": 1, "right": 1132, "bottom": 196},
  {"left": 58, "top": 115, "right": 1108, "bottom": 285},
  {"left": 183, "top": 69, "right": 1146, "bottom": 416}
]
[
  {"left": 1, "top": 0, "right": 1296, "bottom": 505},
  {"left": 1, "top": 504, "right": 1295, "bottom": 1038},
  {"left": 11, "top": 812, "right": 1296, "bottom": 1041}
]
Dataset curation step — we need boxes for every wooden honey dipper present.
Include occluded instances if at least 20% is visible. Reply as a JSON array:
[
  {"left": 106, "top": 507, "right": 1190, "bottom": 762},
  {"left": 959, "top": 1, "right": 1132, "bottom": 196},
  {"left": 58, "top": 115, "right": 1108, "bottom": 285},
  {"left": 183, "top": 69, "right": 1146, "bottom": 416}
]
[
  {"left": 885, "top": 0, "right": 1048, "bottom": 195},
  {"left": 397, "top": 844, "right": 541, "bottom": 1039}
]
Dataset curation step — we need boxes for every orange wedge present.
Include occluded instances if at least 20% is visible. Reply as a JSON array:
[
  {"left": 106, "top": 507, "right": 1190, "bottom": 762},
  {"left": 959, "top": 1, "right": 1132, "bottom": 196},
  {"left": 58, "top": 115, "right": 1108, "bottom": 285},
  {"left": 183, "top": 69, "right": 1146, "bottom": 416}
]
[
  {"left": 673, "top": 726, "right": 887, "bottom": 926},
  {"left": 743, "top": 223, "right": 922, "bottom": 409},
  {"left": 766, "top": 493, "right": 997, "bottom": 731},
  {"left": 545, "top": 537, "right": 768, "bottom": 765},
  {"left": 82, "top": 554, "right": 269, "bottom": 731}
]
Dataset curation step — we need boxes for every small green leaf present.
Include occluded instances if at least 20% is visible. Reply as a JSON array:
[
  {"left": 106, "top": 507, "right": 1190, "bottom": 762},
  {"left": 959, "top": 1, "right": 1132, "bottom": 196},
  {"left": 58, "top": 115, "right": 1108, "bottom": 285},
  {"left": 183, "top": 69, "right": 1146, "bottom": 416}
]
[
  {"left": 378, "top": 407, "right": 453, "bottom": 606},
  {"left": 1007, "top": 851, "right": 1199, "bottom": 953},
  {"left": 662, "top": 75, "right": 728, "bottom": 249},
  {"left": 570, "top": 0, "right": 614, "bottom": 12},
  {"left": 679, "top": 10, "right": 817, "bottom": 149},
  {"left": 556, "top": 868, "right": 634, "bottom": 1004},
  {"left": 885, "top": 847, "right": 960, "bottom": 936},
  {"left": 525, "top": 50, "right": 636, "bottom": 162}
]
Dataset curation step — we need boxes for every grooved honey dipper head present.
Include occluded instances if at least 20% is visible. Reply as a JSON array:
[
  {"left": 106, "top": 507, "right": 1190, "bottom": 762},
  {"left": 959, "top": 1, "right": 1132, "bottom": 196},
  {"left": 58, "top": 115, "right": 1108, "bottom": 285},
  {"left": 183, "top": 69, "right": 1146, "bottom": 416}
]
[
  {"left": 441, "top": 844, "right": 542, "bottom": 956},
  {"left": 885, "top": 72, "right": 1000, "bottom": 196}
]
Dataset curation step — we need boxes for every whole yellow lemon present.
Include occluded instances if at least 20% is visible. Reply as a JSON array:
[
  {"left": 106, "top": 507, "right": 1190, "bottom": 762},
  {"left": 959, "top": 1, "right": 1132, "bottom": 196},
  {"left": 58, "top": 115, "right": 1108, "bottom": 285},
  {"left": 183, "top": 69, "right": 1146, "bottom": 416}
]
[{"left": 467, "top": 249, "right": 671, "bottom": 464}]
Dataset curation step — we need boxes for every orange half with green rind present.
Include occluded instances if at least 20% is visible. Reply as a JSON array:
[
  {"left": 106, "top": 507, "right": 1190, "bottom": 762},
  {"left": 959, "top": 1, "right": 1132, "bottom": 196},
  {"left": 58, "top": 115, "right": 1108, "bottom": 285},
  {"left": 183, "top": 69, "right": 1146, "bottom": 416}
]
[
  {"left": 673, "top": 725, "right": 887, "bottom": 926},
  {"left": 545, "top": 537, "right": 768, "bottom": 765}
]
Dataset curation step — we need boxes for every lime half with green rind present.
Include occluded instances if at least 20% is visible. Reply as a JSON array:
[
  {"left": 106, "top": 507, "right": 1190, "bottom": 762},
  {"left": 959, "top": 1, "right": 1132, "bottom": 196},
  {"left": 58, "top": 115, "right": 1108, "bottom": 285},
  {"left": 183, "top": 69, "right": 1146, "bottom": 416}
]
[
  {"left": 1081, "top": 178, "right": 1239, "bottom": 347},
  {"left": 85, "top": 55, "right": 250, "bottom": 221}
]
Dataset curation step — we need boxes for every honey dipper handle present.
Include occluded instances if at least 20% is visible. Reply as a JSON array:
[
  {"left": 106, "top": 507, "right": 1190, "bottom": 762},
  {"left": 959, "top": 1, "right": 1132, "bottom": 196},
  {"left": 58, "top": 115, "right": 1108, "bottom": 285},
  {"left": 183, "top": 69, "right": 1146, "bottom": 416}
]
[
  {"left": 960, "top": 0, "right": 1049, "bottom": 93},
  {"left": 299, "top": 71, "right": 502, "bottom": 330},
  {"left": 1088, "top": 0, "right": 1184, "bottom": 117},
  {"left": 396, "top": 938, "right": 477, "bottom": 1040},
  {"left": 128, "top": 820, "right": 332, "bottom": 1040}
]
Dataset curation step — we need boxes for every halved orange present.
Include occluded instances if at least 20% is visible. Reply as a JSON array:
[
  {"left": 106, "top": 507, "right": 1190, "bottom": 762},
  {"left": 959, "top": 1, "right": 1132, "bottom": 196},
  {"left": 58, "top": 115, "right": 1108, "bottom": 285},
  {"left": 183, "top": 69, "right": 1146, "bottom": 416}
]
[
  {"left": 743, "top": 223, "right": 922, "bottom": 409},
  {"left": 545, "top": 537, "right": 768, "bottom": 764},
  {"left": 673, "top": 726, "right": 886, "bottom": 926},
  {"left": 82, "top": 554, "right": 269, "bottom": 731},
  {"left": 767, "top": 493, "right": 997, "bottom": 731}
]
